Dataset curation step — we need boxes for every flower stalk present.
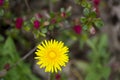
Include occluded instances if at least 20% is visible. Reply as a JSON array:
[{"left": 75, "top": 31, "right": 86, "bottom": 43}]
[{"left": 49, "top": 73, "right": 55, "bottom": 80}]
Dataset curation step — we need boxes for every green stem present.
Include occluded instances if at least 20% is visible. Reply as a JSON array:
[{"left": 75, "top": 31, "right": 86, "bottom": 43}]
[{"left": 49, "top": 73, "right": 55, "bottom": 80}]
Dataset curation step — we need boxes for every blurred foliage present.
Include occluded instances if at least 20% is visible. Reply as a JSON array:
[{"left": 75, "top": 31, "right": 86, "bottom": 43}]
[
  {"left": 0, "top": 0, "right": 111, "bottom": 80},
  {"left": 0, "top": 36, "right": 39, "bottom": 80},
  {"left": 85, "top": 34, "right": 111, "bottom": 80}
]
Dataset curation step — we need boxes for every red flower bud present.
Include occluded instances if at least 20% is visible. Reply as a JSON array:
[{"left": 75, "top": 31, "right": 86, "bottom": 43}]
[
  {"left": 15, "top": 18, "right": 23, "bottom": 29},
  {"left": 34, "top": 20, "right": 40, "bottom": 29},
  {"left": 51, "top": 18, "right": 56, "bottom": 24},
  {"left": 0, "top": 0, "right": 4, "bottom": 6},
  {"left": 93, "top": 0, "right": 100, "bottom": 6},
  {"left": 73, "top": 25, "right": 82, "bottom": 34},
  {"left": 55, "top": 73, "right": 61, "bottom": 80},
  {"left": 61, "top": 12, "right": 66, "bottom": 17},
  {"left": 4, "top": 63, "right": 10, "bottom": 71},
  {"left": 37, "top": 14, "right": 42, "bottom": 18}
]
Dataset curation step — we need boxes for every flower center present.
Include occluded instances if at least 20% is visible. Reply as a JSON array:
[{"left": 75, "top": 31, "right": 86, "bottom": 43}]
[{"left": 49, "top": 52, "right": 56, "bottom": 58}]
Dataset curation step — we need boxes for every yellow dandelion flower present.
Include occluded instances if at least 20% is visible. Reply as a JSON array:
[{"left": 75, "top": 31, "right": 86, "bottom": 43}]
[{"left": 35, "top": 39, "right": 69, "bottom": 73}]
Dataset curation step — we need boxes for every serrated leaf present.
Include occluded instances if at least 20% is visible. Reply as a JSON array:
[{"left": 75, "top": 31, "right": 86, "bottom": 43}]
[
  {"left": 81, "top": 1, "right": 87, "bottom": 7},
  {"left": 90, "top": 11, "right": 96, "bottom": 18},
  {"left": 80, "top": 17, "right": 87, "bottom": 23},
  {"left": 94, "top": 19, "right": 104, "bottom": 28},
  {"left": 83, "top": 8, "right": 90, "bottom": 16},
  {"left": 86, "top": 2, "right": 92, "bottom": 8},
  {"left": 83, "top": 25, "right": 88, "bottom": 30}
]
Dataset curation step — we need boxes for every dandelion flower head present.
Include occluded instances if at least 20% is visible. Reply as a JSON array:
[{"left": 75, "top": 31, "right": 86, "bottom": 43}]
[{"left": 35, "top": 39, "right": 69, "bottom": 73}]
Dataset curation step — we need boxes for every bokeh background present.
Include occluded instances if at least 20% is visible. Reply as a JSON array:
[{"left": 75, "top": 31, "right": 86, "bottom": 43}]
[{"left": 0, "top": 0, "right": 120, "bottom": 80}]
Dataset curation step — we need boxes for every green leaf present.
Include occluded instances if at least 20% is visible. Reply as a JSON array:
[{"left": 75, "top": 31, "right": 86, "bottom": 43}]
[
  {"left": 24, "top": 26, "right": 31, "bottom": 31},
  {"left": 60, "top": 8, "right": 65, "bottom": 12},
  {"left": 94, "top": 19, "right": 104, "bottom": 28},
  {"left": 39, "top": 32, "right": 46, "bottom": 37},
  {"left": 0, "top": 9, "right": 4, "bottom": 17},
  {"left": 30, "top": 17, "right": 36, "bottom": 23},
  {"left": 81, "top": 1, "right": 91, "bottom": 8},
  {"left": 3, "top": 36, "right": 18, "bottom": 61},
  {"left": 90, "top": 11, "right": 96, "bottom": 18},
  {"left": 51, "top": 0, "right": 58, "bottom": 3},
  {"left": 101, "top": 67, "right": 111, "bottom": 80},
  {"left": 86, "top": 2, "right": 92, "bottom": 8},
  {"left": 83, "top": 8, "right": 90, "bottom": 16},
  {"left": 87, "top": 39, "right": 96, "bottom": 51},
  {"left": 98, "top": 35, "right": 108, "bottom": 53},
  {"left": 0, "top": 34, "right": 4, "bottom": 41},
  {"left": 4, "top": 12, "right": 12, "bottom": 18},
  {"left": 80, "top": 17, "right": 87, "bottom": 23},
  {"left": 33, "top": 30, "right": 40, "bottom": 38},
  {"left": 50, "top": 12, "right": 55, "bottom": 18},
  {"left": 41, "top": 28, "right": 47, "bottom": 33},
  {"left": 81, "top": 1, "right": 88, "bottom": 7},
  {"left": 85, "top": 71, "right": 101, "bottom": 80},
  {"left": 66, "top": 6, "right": 72, "bottom": 13},
  {"left": 49, "top": 25, "right": 54, "bottom": 30},
  {"left": 75, "top": 60, "right": 89, "bottom": 73},
  {"left": 83, "top": 25, "right": 88, "bottom": 30}
]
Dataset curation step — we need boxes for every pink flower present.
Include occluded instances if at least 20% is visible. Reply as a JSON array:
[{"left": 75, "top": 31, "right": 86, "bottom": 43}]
[
  {"left": 73, "top": 25, "right": 82, "bottom": 34},
  {"left": 61, "top": 12, "right": 66, "bottom": 18},
  {"left": 93, "top": 0, "right": 100, "bottom": 6},
  {"left": 34, "top": 20, "right": 40, "bottom": 29},
  {"left": 35, "top": 13, "right": 42, "bottom": 19},
  {"left": 90, "top": 27, "right": 96, "bottom": 35},
  {"left": 0, "top": 0, "right": 4, "bottom": 6},
  {"left": 15, "top": 18, "right": 23, "bottom": 29}
]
